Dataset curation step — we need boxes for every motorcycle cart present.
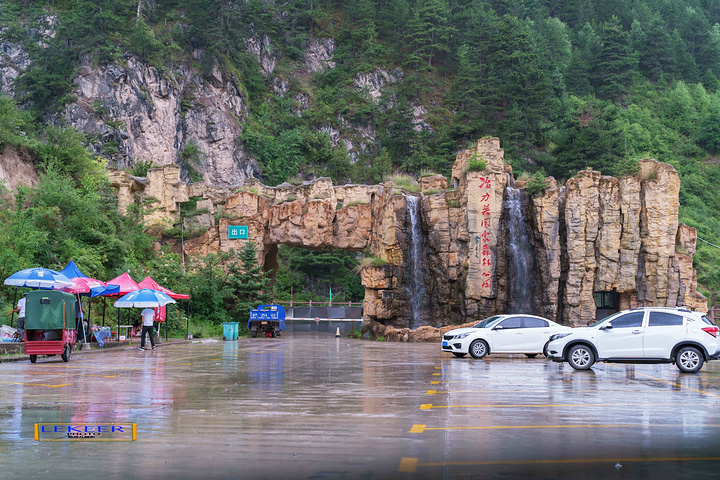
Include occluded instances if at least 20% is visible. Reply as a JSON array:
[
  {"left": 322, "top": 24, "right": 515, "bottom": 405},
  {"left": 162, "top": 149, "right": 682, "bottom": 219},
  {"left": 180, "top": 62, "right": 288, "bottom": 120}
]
[{"left": 24, "top": 290, "right": 77, "bottom": 363}]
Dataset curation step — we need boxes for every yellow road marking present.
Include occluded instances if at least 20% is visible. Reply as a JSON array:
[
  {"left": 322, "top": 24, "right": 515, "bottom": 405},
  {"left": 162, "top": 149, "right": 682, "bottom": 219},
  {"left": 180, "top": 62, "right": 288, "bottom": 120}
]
[
  {"left": 435, "top": 367, "right": 442, "bottom": 369},
  {"left": 408, "top": 423, "right": 720, "bottom": 433},
  {"left": 634, "top": 372, "right": 720, "bottom": 399},
  {"left": 27, "top": 365, "right": 140, "bottom": 370},
  {"left": 426, "top": 389, "right": 632, "bottom": 395},
  {"left": 181, "top": 363, "right": 193, "bottom": 366},
  {"left": 430, "top": 381, "right": 439, "bottom": 385},
  {"left": 398, "top": 457, "right": 419, "bottom": 472},
  {"left": 420, "top": 402, "right": 710, "bottom": 410},
  {"left": 426, "top": 390, "right": 436, "bottom": 395},
  {"left": 0, "top": 381, "right": 70, "bottom": 388},
  {"left": 399, "top": 456, "right": 720, "bottom": 473},
  {"left": 432, "top": 373, "right": 440, "bottom": 376},
  {"left": 23, "top": 372, "right": 118, "bottom": 378}
]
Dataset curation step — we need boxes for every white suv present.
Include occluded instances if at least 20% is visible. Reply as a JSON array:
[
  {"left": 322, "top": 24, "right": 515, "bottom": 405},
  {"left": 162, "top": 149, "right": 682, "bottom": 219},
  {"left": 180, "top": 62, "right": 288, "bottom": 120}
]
[{"left": 546, "top": 307, "right": 720, "bottom": 373}]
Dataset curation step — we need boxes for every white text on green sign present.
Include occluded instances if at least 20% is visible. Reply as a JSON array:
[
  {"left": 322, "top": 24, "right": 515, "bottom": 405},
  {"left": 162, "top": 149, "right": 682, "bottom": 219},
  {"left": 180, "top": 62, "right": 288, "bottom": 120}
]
[{"left": 228, "top": 226, "right": 249, "bottom": 239}]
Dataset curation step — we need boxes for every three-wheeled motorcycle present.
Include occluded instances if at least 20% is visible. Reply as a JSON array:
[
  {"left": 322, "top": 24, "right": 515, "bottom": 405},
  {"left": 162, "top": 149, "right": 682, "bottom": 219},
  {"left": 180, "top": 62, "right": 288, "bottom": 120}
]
[{"left": 24, "top": 290, "right": 77, "bottom": 363}]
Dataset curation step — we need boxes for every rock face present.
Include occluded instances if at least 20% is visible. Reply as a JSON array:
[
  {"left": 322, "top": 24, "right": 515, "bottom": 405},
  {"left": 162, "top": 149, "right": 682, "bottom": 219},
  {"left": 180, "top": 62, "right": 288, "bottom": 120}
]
[
  {"left": 63, "top": 56, "right": 258, "bottom": 187},
  {"left": 108, "top": 138, "right": 707, "bottom": 332}
]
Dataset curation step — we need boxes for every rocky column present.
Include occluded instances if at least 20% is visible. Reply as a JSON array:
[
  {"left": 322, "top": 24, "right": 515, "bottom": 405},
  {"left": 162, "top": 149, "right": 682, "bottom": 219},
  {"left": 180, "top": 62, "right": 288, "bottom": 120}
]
[
  {"left": 638, "top": 160, "right": 680, "bottom": 307},
  {"left": 530, "top": 177, "right": 561, "bottom": 321},
  {"left": 458, "top": 138, "right": 507, "bottom": 318},
  {"left": 563, "top": 170, "right": 601, "bottom": 325}
]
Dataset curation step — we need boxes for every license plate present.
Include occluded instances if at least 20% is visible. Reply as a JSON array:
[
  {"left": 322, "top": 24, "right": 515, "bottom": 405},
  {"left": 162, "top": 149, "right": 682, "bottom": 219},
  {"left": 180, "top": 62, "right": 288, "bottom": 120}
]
[
  {"left": 442, "top": 341, "right": 448, "bottom": 347},
  {"left": 261, "top": 321, "right": 267, "bottom": 325}
]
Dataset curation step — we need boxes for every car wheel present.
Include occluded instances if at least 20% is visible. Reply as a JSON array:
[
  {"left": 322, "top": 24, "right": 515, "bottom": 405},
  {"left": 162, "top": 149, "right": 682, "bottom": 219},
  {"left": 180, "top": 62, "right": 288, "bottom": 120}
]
[
  {"left": 29, "top": 355, "right": 37, "bottom": 364},
  {"left": 525, "top": 354, "right": 538, "bottom": 358},
  {"left": 543, "top": 342, "right": 551, "bottom": 358},
  {"left": 452, "top": 352, "right": 467, "bottom": 358},
  {"left": 61, "top": 346, "right": 70, "bottom": 363},
  {"left": 567, "top": 344, "right": 595, "bottom": 370},
  {"left": 676, "top": 346, "right": 704, "bottom": 373},
  {"left": 251, "top": 331, "right": 257, "bottom": 338},
  {"left": 469, "top": 339, "right": 488, "bottom": 359}
]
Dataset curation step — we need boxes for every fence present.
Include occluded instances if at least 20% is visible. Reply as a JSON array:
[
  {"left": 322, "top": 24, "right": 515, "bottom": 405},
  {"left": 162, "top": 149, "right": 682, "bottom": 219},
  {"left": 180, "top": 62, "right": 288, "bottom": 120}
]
[{"left": 277, "top": 304, "right": 364, "bottom": 335}]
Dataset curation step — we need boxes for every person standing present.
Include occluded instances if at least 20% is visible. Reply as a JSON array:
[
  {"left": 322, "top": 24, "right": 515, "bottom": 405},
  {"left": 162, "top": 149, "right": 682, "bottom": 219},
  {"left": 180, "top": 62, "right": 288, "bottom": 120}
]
[
  {"left": 8, "top": 293, "right": 27, "bottom": 341},
  {"left": 75, "top": 296, "right": 86, "bottom": 341},
  {"left": 138, "top": 307, "right": 155, "bottom": 350}
]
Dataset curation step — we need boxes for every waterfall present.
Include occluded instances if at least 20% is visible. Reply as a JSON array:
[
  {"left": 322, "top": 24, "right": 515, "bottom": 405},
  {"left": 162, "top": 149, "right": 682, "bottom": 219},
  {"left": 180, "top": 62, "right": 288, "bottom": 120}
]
[
  {"left": 405, "top": 195, "right": 428, "bottom": 328},
  {"left": 505, "top": 186, "right": 535, "bottom": 313}
]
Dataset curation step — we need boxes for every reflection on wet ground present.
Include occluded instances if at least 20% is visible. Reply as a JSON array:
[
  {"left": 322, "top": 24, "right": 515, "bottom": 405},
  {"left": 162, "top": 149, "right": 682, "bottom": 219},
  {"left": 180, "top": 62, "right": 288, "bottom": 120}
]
[{"left": 1, "top": 333, "right": 720, "bottom": 479}]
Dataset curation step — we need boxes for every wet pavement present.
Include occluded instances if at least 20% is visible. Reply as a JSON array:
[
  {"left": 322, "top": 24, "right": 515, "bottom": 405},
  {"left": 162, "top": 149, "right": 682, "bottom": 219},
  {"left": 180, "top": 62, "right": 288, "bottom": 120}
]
[{"left": 1, "top": 333, "right": 720, "bottom": 479}]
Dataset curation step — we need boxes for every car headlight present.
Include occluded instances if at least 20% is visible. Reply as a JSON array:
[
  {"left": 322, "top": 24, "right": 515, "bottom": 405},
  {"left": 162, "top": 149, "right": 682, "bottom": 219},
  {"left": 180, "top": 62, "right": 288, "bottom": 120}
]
[
  {"left": 549, "top": 333, "right": 571, "bottom": 342},
  {"left": 455, "top": 333, "right": 470, "bottom": 339}
]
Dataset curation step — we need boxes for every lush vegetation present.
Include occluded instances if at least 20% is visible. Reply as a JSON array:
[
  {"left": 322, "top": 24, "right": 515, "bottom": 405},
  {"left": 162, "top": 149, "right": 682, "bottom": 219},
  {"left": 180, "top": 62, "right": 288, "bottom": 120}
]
[{"left": 4, "top": 0, "right": 720, "bottom": 302}]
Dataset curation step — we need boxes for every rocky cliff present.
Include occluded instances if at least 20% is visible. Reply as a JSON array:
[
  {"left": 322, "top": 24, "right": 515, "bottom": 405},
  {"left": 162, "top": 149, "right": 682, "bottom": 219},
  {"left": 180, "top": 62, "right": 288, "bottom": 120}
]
[
  {"left": 1, "top": 24, "right": 425, "bottom": 186},
  {"left": 108, "top": 138, "right": 707, "bottom": 333}
]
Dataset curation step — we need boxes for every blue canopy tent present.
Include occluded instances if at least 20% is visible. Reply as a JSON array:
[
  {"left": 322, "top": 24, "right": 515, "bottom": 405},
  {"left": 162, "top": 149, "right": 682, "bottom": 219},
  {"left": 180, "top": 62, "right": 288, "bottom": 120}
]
[{"left": 59, "top": 262, "right": 120, "bottom": 343}]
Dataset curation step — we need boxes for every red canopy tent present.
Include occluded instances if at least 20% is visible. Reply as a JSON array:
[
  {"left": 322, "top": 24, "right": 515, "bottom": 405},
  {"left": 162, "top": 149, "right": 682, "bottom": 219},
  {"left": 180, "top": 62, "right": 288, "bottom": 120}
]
[
  {"left": 104, "top": 273, "right": 141, "bottom": 340},
  {"left": 138, "top": 276, "right": 190, "bottom": 300},
  {"left": 138, "top": 276, "right": 191, "bottom": 339},
  {"left": 105, "top": 273, "right": 141, "bottom": 296}
]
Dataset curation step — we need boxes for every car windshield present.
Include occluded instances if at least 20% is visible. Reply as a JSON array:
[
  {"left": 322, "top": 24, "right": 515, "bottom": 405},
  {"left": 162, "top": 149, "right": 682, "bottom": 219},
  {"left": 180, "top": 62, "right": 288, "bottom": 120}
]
[
  {"left": 484, "top": 317, "right": 506, "bottom": 328},
  {"left": 587, "top": 311, "right": 626, "bottom": 328},
  {"left": 702, "top": 315, "right": 716, "bottom": 325},
  {"left": 474, "top": 316, "right": 502, "bottom": 328}
]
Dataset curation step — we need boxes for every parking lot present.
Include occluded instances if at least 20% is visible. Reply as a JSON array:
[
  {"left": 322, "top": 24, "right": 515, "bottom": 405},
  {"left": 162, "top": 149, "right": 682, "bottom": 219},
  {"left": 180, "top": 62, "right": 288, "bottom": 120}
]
[{"left": 1, "top": 333, "right": 720, "bottom": 479}]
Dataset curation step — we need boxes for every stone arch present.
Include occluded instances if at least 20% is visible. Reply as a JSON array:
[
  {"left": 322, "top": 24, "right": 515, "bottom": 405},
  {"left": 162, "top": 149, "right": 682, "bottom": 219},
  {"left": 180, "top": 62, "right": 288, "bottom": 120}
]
[{"left": 109, "top": 138, "right": 708, "bottom": 329}]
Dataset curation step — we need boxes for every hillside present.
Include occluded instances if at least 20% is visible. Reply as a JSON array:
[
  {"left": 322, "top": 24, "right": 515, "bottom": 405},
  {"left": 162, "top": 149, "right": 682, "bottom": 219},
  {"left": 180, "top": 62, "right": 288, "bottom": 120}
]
[{"left": 2, "top": 0, "right": 720, "bottom": 304}]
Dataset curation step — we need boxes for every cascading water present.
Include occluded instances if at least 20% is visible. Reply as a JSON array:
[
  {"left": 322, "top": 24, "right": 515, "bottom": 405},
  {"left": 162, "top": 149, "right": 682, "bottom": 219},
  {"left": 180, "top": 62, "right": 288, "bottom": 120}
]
[
  {"left": 404, "top": 195, "right": 428, "bottom": 328},
  {"left": 505, "top": 186, "right": 535, "bottom": 313}
]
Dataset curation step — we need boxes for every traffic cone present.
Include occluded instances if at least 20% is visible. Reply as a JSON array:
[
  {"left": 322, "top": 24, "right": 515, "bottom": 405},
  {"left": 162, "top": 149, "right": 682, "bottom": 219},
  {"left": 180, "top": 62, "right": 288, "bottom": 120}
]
[{"left": 335, "top": 326, "right": 341, "bottom": 338}]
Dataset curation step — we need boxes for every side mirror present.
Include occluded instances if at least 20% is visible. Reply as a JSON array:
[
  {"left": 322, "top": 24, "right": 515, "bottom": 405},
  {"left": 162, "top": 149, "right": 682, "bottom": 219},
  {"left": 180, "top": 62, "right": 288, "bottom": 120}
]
[
  {"left": 600, "top": 323, "right": 613, "bottom": 330},
  {"left": 493, "top": 325, "right": 504, "bottom": 330}
]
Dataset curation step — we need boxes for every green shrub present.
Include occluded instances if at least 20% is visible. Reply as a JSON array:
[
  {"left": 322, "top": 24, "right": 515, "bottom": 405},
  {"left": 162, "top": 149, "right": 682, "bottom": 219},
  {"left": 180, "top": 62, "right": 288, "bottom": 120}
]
[
  {"left": 467, "top": 153, "right": 487, "bottom": 172},
  {"left": 384, "top": 174, "right": 420, "bottom": 193},
  {"left": 526, "top": 172, "right": 550, "bottom": 198},
  {"left": 446, "top": 198, "right": 461, "bottom": 208},
  {"left": 356, "top": 256, "right": 387, "bottom": 270},
  {"left": 129, "top": 160, "right": 155, "bottom": 177}
]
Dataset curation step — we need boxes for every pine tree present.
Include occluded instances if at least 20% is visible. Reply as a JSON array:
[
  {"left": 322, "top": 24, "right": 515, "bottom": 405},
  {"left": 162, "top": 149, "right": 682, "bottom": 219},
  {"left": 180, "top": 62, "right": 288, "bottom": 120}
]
[
  {"left": 227, "top": 242, "right": 272, "bottom": 323},
  {"left": 592, "top": 16, "right": 637, "bottom": 99}
]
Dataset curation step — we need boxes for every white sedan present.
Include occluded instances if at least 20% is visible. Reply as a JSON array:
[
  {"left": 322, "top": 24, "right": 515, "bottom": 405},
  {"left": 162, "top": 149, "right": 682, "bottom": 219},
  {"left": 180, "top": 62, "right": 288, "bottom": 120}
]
[{"left": 441, "top": 314, "right": 572, "bottom": 359}]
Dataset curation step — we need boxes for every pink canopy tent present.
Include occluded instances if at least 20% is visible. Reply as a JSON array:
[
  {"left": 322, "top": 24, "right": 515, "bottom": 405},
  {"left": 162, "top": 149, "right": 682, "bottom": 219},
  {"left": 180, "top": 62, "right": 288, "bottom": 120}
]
[{"left": 138, "top": 276, "right": 190, "bottom": 338}]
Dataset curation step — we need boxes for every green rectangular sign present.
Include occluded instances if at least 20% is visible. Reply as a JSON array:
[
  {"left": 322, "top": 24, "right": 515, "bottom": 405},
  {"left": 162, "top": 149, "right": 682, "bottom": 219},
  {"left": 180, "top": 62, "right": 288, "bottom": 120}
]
[{"left": 228, "top": 225, "right": 249, "bottom": 239}]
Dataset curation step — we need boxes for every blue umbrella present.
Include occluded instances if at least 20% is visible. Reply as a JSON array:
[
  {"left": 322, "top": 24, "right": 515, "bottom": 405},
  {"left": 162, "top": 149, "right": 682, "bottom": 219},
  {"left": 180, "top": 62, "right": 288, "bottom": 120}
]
[
  {"left": 113, "top": 289, "right": 177, "bottom": 308},
  {"left": 4, "top": 268, "right": 74, "bottom": 289}
]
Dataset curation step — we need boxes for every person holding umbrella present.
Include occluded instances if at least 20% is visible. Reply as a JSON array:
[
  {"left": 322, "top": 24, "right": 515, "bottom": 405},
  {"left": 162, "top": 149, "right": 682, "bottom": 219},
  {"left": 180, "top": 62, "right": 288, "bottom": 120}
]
[
  {"left": 139, "top": 307, "right": 156, "bottom": 351},
  {"left": 112, "top": 288, "right": 175, "bottom": 351}
]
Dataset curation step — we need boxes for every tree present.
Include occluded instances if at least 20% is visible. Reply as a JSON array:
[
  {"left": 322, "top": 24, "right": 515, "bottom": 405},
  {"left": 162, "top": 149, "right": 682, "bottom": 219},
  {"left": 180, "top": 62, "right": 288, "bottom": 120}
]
[
  {"left": 128, "top": 18, "right": 164, "bottom": 64},
  {"left": 227, "top": 242, "right": 272, "bottom": 322},
  {"left": 697, "top": 95, "right": 720, "bottom": 153},
  {"left": 548, "top": 96, "right": 625, "bottom": 178},
  {"left": 591, "top": 16, "right": 637, "bottom": 99}
]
